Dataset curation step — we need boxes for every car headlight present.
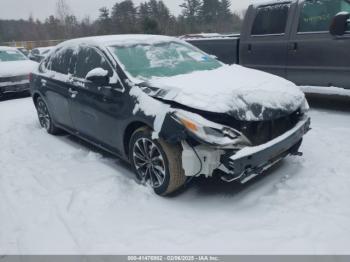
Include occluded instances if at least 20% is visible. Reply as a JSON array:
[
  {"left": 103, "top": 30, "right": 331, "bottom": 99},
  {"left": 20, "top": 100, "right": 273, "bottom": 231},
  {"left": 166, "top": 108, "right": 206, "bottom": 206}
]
[{"left": 172, "top": 110, "right": 244, "bottom": 146}]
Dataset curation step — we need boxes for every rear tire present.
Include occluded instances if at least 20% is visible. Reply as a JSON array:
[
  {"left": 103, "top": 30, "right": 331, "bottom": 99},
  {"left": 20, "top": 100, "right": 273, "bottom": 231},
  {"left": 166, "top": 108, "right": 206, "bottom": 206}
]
[
  {"left": 35, "top": 96, "right": 60, "bottom": 135},
  {"left": 129, "top": 127, "right": 187, "bottom": 196}
]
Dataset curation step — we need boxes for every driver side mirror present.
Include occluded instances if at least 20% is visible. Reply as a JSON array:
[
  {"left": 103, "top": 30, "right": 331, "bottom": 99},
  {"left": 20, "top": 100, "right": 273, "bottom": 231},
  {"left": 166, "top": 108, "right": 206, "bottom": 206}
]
[
  {"left": 85, "top": 68, "right": 110, "bottom": 86},
  {"left": 330, "top": 12, "right": 350, "bottom": 36}
]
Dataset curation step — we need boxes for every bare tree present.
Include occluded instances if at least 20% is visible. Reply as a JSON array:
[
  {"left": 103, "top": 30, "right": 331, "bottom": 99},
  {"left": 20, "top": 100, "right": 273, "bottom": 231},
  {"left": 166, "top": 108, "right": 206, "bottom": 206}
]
[{"left": 56, "top": 0, "right": 71, "bottom": 24}]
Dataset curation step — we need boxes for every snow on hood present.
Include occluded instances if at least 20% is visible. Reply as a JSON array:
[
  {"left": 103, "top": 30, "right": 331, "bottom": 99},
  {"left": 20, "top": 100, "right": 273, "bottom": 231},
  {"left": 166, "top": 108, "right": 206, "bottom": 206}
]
[
  {"left": 0, "top": 60, "right": 38, "bottom": 78},
  {"left": 147, "top": 65, "right": 308, "bottom": 121}
]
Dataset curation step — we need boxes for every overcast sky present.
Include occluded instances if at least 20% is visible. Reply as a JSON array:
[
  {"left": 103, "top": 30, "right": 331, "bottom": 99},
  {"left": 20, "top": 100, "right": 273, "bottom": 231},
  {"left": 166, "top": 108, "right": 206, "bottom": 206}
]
[{"left": 0, "top": 0, "right": 251, "bottom": 20}]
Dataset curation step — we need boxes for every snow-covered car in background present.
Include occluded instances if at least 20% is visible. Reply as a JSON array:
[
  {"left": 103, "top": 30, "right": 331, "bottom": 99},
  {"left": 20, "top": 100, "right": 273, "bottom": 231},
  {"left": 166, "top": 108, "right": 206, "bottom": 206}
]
[
  {"left": 17, "top": 47, "right": 30, "bottom": 57},
  {"left": 0, "top": 46, "right": 38, "bottom": 97},
  {"left": 28, "top": 47, "right": 53, "bottom": 62},
  {"left": 30, "top": 35, "right": 311, "bottom": 196}
]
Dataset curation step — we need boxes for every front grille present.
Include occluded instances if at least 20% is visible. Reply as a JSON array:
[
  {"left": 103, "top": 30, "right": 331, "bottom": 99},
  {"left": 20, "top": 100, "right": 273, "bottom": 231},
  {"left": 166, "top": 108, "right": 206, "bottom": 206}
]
[
  {"left": 240, "top": 111, "right": 301, "bottom": 145},
  {"left": 1, "top": 83, "right": 30, "bottom": 93},
  {"left": 198, "top": 109, "right": 302, "bottom": 146},
  {"left": 0, "top": 75, "right": 29, "bottom": 83}
]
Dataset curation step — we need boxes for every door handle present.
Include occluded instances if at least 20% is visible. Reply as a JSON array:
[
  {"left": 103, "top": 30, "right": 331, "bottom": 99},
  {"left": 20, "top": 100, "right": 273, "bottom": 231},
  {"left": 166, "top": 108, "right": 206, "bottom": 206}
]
[
  {"left": 289, "top": 42, "right": 298, "bottom": 51},
  {"left": 41, "top": 79, "right": 47, "bottom": 87},
  {"left": 68, "top": 88, "right": 78, "bottom": 98},
  {"left": 248, "top": 44, "right": 252, "bottom": 52}
]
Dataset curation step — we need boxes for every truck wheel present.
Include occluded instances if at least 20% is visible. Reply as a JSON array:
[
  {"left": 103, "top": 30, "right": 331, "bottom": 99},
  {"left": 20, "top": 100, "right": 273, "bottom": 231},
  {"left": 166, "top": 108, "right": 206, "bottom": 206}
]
[
  {"left": 129, "top": 127, "right": 187, "bottom": 196},
  {"left": 35, "top": 97, "right": 60, "bottom": 135}
]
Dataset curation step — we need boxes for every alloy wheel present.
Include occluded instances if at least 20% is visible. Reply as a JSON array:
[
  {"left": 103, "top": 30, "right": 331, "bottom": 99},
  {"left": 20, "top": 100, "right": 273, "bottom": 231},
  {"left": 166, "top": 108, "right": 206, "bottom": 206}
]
[
  {"left": 36, "top": 99, "right": 51, "bottom": 131},
  {"left": 132, "top": 138, "right": 167, "bottom": 189}
]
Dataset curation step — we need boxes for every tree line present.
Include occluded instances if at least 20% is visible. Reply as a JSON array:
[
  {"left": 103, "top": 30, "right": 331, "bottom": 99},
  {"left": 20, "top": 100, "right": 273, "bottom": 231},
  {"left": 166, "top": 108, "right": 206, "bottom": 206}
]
[{"left": 0, "top": 0, "right": 243, "bottom": 43}]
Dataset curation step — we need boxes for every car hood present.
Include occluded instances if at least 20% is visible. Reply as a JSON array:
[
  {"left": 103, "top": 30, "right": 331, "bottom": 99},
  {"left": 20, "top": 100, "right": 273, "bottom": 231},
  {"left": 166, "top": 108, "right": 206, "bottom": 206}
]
[
  {"left": 145, "top": 64, "right": 308, "bottom": 121},
  {"left": 0, "top": 60, "right": 38, "bottom": 78}
]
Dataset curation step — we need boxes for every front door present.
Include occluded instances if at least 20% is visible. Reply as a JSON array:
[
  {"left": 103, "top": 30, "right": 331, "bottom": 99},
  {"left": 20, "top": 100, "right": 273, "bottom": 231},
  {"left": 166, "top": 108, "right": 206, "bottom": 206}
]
[
  {"left": 69, "top": 46, "right": 127, "bottom": 154},
  {"left": 240, "top": 2, "right": 296, "bottom": 78},
  {"left": 287, "top": 0, "right": 350, "bottom": 89}
]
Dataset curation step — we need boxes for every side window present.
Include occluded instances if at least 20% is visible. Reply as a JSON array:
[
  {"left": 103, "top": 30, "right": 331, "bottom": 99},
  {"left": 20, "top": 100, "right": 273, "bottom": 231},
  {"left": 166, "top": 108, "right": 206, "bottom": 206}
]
[
  {"left": 75, "top": 46, "right": 113, "bottom": 79},
  {"left": 298, "top": 0, "right": 350, "bottom": 33},
  {"left": 32, "top": 49, "right": 39, "bottom": 55},
  {"left": 251, "top": 4, "right": 291, "bottom": 35},
  {"left": 48, "top": 47, "right": 77, "bottom": 75}
]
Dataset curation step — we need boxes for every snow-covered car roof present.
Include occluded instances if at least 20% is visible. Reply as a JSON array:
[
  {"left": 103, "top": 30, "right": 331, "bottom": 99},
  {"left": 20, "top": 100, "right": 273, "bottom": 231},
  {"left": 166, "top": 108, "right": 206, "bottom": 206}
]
[
  {"left": 252, "top": 0, "right": 297, "bottom": 7},
  {"left": 179, "top": 33, "right": 224, "bottom": 39},
  {"left": 179, "top": 33, "right": 240, "bottom": 41},
  {"left": 56, "top": 34, "right": 183, "bottom": 49},
  {"left": 32, "top": 47, "right": 54, "bottom": 54},
  {"left": 0, "top": 46, "right": 19, "bottom": 51}
]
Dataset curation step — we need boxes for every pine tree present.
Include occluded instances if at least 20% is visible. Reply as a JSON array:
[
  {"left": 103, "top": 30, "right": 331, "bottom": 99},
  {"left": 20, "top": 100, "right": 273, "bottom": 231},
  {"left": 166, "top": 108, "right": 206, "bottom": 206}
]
[
  {"left": 142, "top": 17, "right": 161, "bottom": 34},
  {"left": 111, "top": 0, "right": 138, "bottom": 33},
  {"left": 217, "top": 0, "right": 233, "bottom": 32},
  {"left": 199, "top": 0, "right": 221, "bottom": 31},
  {"left": 97, "top": 7, "right": 112, "bottom": 35},
  {"left": 219, "top": 0, "right": 232, "bottom": 19},
  {"left": 138, "top": 0, "right": 173, "bottom": 34},
  {"left": 180, "top": 0, "right": 202, "bottom": 33}
]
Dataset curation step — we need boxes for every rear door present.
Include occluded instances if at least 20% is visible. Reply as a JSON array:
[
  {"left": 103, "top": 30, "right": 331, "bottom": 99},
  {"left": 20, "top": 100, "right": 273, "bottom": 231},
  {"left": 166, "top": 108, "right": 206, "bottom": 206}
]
[
  {"left": 240, "top": 2, "right": 296, "bottom": 78},
  {"left": 287, "top": 0, "right": 350, "bottom": 88},
  {"left": 69, "top": 45, "right": 126, "bottom": 153},
  {"left": 41, "top": 47, "right": 76, "bottom": 130}
]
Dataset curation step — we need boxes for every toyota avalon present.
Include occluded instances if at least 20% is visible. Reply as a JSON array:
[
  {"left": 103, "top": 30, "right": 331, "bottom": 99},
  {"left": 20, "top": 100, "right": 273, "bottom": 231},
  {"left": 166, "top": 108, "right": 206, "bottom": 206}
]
[{"left": 30, "top": 35, "right": 311, "bottom": 196}]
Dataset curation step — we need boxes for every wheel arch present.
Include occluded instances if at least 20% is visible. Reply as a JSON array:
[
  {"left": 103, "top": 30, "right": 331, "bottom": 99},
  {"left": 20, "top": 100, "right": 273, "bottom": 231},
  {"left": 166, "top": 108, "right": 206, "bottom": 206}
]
[
  {"left": 123, "top": 121, "right": 152, "bottom": 159},
  {"left": 32, "top": 92, "right": 42, "bottom": 106}
]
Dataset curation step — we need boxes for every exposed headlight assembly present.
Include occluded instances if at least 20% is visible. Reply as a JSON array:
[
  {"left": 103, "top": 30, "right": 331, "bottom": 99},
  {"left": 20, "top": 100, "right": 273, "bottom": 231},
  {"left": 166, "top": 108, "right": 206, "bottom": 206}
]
[{"left": 172, "top": 110, "right": 248, "bottom": 147}]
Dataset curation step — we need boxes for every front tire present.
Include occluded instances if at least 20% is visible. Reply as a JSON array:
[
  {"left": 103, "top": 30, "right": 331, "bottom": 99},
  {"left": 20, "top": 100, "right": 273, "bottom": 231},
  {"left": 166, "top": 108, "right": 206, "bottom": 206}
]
[
  {"left": 35, "top": 97, "right": 60, "bottom": 135},
  {"left": 129, "top": 127, "right": 187, "bottom": 196}
]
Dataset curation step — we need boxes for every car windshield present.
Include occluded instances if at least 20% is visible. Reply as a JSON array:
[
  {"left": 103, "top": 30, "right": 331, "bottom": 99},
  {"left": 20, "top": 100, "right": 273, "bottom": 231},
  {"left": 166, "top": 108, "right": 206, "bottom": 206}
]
[
  {"left": 0, "top": 49, "right": 27, "bottom": 62},
  {"left": 109, "top": 42, "right": 222, "bottom": 80}
]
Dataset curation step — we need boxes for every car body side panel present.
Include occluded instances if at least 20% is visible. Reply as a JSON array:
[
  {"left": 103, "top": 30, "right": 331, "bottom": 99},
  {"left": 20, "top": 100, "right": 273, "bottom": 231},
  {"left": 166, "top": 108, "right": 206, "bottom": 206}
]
[
  {"left": 239, "top": 2, "right": 298, "bottom": 79},
  {"left": 186, "top": 38, "right": 240, "bottom": 65},
  {"left": 190, "top": 0, "right": 350, "bottom": 90},
  {"left": 31, "top": 72, "right": 172, "bottom": 161},
  {"left": 69, "top": 79, "right": 133, "bottom": 156},
  {"left": 36, "top": 75, "right": 75, "bottom": 131},
  {"left": 286, "top": 2, "right": 350, "bottom": 89}
]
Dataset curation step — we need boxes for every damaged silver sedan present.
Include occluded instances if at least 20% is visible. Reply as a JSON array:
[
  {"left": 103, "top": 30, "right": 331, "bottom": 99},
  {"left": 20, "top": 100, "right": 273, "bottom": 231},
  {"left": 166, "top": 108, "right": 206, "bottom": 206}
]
[{"left": 30, "top": 35, "right": 311, "bottom": 196}]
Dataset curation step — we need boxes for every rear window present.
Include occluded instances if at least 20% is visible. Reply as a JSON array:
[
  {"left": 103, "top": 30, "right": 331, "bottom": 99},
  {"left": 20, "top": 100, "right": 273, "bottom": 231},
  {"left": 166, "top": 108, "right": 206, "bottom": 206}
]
[
  {"left": 251, "top": 4, "right": 291, "bottom": 35},
  {"left": 0, "top": 50, "right": 27, "bottom": 62},
  {"left": 31, "top": 49, "right": 40, "bottom": 55},
  {"left": 298, "top": 0, "right": 350, "bottom": 32},
  {"left": 47, "top": 47, "right": 77, "bottom": 75}
]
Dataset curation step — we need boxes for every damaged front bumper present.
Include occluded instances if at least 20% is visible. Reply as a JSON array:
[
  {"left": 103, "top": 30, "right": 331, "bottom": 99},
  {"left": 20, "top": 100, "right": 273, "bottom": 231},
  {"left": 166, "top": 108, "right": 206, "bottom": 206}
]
[
  {"left": 219, "top": 116, "right": 311, "bottom": 183},
  {"left": 182, "top": 116, "right": 311, "bottom": 184}
]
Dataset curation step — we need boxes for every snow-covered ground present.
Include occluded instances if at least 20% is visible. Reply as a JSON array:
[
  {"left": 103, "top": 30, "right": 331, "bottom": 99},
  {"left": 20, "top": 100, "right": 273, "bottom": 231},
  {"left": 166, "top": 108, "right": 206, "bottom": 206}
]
[{"left": 1, "top": 96, "right": 350, "bottom": 255}]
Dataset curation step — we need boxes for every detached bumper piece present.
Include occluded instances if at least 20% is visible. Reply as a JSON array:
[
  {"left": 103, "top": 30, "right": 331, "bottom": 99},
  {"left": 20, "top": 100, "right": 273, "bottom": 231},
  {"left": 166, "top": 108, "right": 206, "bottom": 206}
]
[{"left": 220, "top": 116, "right": 311, "bottom": 184}]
